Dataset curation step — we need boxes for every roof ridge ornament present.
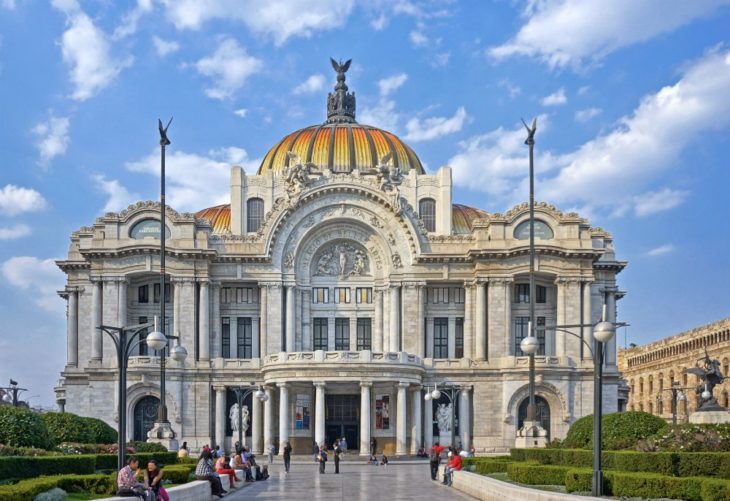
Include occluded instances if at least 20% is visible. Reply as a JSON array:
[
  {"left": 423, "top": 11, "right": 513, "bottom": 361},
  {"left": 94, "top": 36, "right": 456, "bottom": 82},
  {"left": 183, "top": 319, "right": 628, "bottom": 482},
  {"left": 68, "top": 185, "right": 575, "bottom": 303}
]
[{"left": 326, "top": 57, "right": 356, "bottom": 124}]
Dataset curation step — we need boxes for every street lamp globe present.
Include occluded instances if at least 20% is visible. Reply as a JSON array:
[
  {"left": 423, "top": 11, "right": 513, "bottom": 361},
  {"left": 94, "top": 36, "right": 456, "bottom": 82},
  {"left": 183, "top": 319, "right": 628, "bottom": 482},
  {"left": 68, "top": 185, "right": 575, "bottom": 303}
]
[
  {"left": 431, "top": 389, "right": 441, "bottom": 400},
  {"left": 702, "top": 388, "right": 712, "bottom": 400},
  {"left": 261, "top": 392, "right": 269, "bottom": 402},
  {"left": 593, "top": 321, "right": 616, "bottom": 344},
  {"left": 424, "top": 392, "right": 432, "bottom": 401},
  {"left": 1, "top": 393, "right": 11, "bottom": 403},
  {"left": 254, "top": 389, "right": 264, "bottom": 400},
  {"left": 520, "top": 336, "right": 539, "bottom": 355},
  {"left": 146, "top": 330, "right": 168, "bottom": 351},
  {"left": 170, "top": 344, "right": 188, "bottom": 363}
]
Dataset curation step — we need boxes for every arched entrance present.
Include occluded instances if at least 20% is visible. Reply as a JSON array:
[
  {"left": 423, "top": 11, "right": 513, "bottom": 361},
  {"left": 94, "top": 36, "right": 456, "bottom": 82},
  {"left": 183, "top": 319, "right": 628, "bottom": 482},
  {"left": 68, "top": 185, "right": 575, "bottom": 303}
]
[
  {"left": 133, "top": 396, "right": 159, "bottom": 441},
  {"left": 517, "top": 396, "right": 551, "bottom": 440}
]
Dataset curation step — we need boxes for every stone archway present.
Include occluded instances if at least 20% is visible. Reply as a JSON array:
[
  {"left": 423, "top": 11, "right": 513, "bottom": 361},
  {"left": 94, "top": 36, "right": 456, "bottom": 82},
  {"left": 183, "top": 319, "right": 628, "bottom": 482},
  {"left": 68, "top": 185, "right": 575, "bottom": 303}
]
[
  {"left": 517, "top": 396, "right": 551, "bottom": 441},
  {"left": 133, "top": 396, "right": 159, "bottom": 441}
]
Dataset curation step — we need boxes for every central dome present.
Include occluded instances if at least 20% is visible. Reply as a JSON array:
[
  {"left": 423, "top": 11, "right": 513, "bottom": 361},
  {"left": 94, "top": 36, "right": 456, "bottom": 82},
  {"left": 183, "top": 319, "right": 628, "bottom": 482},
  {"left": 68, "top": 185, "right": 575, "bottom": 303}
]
[{"left": 257, "top": 58, "right": 425, "bottom": 176}]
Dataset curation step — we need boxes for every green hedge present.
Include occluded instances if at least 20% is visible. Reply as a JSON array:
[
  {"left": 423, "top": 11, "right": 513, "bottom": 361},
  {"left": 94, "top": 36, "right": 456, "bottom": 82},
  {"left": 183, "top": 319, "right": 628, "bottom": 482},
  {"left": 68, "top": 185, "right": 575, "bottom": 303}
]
[
  {"left": 563, "top": 411, "right": 667, "bottom": 450},
  {"left": 0, "top": 406, "right": 51, "bottom": 449},
  {"left": 96, "top": 451, "right": 178, "bottom": 470},
  {"left": 461, "top": 457, "right": 513, "bottom": 475},
  {"left": 83, "top": 417, "right": 117, "bottom": 444},
  {"left": 506, "top": 462, "right": 572, "bottom": 485},
  {"left": 0, "top": 455, "right": 96, "bottom": 481},
  {"left": 612, "top": 471, "right": 704, "bottom": 501},
  {"left": 161, "top": 465, "right": 193, "bottom": 484},
  {"left": 43, "top": 413, "right": 95, "bottom": 445},
  {"left": 700, "top": 479, "right": 730, "bottom": 501},
  {"left": 0, "top": 473, "right": 115, "bottom": 501}
]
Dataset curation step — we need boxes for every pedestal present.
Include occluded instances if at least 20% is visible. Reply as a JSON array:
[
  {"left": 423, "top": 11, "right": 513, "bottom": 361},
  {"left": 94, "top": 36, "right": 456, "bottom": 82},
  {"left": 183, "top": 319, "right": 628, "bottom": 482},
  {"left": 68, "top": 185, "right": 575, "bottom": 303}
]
[
  {"left": 689, "top": 410, "right": 730, "bottom": 424},
  {"left": 515, "top": 420, "right": 548, "bottom": 448},
  {"left": 147, "top": 421, "right": 180, "bottom": 451},
  {"left": 438, "top": 432, "right": 453, "bottom": 447}
]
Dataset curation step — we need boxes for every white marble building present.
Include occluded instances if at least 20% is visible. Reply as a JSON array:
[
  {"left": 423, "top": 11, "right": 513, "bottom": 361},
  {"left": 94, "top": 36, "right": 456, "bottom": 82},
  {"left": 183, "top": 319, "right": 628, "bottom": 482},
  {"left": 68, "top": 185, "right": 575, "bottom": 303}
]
[{"left": 55, "top": 64, "right": 625, "bottom": 455}]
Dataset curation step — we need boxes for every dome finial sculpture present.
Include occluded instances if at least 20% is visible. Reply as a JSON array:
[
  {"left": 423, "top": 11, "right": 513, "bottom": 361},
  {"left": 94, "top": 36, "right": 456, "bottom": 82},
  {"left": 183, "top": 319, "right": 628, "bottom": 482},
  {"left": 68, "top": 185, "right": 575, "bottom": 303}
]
[{"left": 327, "top": 57, "right": 356, "bottom": 123}]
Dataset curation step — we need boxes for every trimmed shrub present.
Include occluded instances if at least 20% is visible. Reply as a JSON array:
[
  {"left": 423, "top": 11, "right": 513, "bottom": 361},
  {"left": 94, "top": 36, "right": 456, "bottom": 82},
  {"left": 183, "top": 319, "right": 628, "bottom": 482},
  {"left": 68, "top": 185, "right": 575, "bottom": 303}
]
[
  {"left": 506, "top": 462, "right": 572, "bottom": 485},
  {"left": 676, "top": 452, "right": 730, "bottom": 479},
  {"left": 161, "top": 465, "right": 193, "bottom": 484},
  {"left": 95, "top": 451, "right": 178, "bottom": 471},
  {"left": 55, "top": 442, "right": 116, "bottom": 455},
  {"left": 0, "top": 455, "right": 96, "bottom": 481},
  {"left": 563, "top": 411, "right": 667, "bottom": 450},
  {"left": 611, "top": 471, "right": 704, "bottom": 501},
  {"left": 128, "top": 441, "right": 168, "bottom": 453},
  {"left": 0, "top": 445, "right": 60, "bottom": 457},
  {"left": 82, "top": 417, "right": 117, "bottom": 444},
  {"left": 0, "top": 406, "right": 51, "bottom": 449},
  {"left": 564, "top": 468, "right": 596, "bottom": 493},
  {"left": 700, "top": 478, "right": 730, "bottom": 501},
  {"left": 0, "top": 473, "right": 114, "bottom": 501},
  {"left": 42, "top": 413, "right": 95, "bottom": 446},
  {"left": 462, "top": 457, "right": 513, "bottom": 475},
  {"left": 647, "top": 423, "right": 730, "bottom": 452}
]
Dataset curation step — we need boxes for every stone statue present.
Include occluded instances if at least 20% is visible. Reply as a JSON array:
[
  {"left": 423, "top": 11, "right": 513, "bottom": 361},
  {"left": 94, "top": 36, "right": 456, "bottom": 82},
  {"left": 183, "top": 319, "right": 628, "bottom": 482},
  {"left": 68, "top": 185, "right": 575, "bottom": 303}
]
[
  {"left": 337, "top": 245, "right": 347, "bottom": 276},
  {"left": 317, "top": 251, "right": 335, "bottom": 275},
  {"left": 684, "top": 349, "right": 727, "bottom": 410},
  {"left": 158, "top": 117, "right": 172, "bottom": 146},
  {"left": 374, "top": 153, "right": 404, "bottom": 212},
  {"left": 351, "top": 250, "right": 366, "bottom": 276},
  {"left": 284, "top": 151, "right": 318, "bottom": 198},
  {"left": 229, "top": 403, "right": 250, "bottom": 433},
  {"left": 436, "top": 403, "right": 452, "bottom": 434}
]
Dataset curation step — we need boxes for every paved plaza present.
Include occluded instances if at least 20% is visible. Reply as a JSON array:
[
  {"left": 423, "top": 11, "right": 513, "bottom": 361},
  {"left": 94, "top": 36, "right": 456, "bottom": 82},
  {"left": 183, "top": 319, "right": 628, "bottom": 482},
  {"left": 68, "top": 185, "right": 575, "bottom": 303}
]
[{"left": 226, "top": 462, "right": 474, "bottom": 500}]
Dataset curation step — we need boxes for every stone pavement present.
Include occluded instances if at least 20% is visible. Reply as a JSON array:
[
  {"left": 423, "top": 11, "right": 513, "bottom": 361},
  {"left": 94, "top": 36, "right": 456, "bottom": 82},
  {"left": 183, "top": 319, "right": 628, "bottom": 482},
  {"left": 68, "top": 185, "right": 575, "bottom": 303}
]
[{"left": 225, "top": 462, "right": 475, "bottom": 500}]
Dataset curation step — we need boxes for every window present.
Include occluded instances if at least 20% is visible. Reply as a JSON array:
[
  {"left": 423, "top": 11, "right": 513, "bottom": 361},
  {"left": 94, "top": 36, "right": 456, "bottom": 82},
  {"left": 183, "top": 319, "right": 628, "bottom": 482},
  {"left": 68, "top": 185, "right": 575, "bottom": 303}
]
[
  {"left": 452, "top": 288, "right": 465, "bottom": 304},
  {"left": 431, "top": 287, "right": 449, "bottom": 304},
  {"left": 236, "top": 287, "right": 255, "bottom": 304},
  {"left": 138, "top": 285, "right": 149, "bottom": 303},
  {"left": 237, "top": 317, "right": 252, "bottom": 359},
  {"left": 221, "top": 287, "right": 232, "bottom": 304},
  {"left": 657, "top": 400, "right": 664, "bottom": 415},
  {"left": 313, "top": 288, "right": 329, "bottom": 304},
  {"left": 222, "top": 317, "right": 231, "bottom": 358},
  {"left": 334, "top": 287, "right": 351, "bottom": 304},
  {"left": 247, "top": 198, "right": 264, "bottom": 233},
  {"left": 335, "top": 318, "right": 350, "bottom": 350},
  {"left": 355, "top": 288, "right": 372, "bottom": 304},
  {"left": 515, "top": 284, "right": 546, "bottom": 303},
  {"left": 357, "top": 318, "right": 372, "bottom": 350},
  {"left": 536, "top": 285, "right": 547, "bottom": 304},
  {"left": 434, "top": 318, "right": 448, "bottom": 358},
  {"left": 514, "top": 316, "right": 546, "bottom": 356},
  {"left": 419, "top": 198, "right": 436, "bottom": 232},
  {"left": 313, "top": 318, "right": 328, "bottom": 350},
  {"left": 153, "top": 283, "right": 170, "bottom": 303},
  {"left": 136, "top": 316, "right": 149, "bottom": 356},
  {"left": 455, "top": 318, "right": 464, "bottom": 358}
]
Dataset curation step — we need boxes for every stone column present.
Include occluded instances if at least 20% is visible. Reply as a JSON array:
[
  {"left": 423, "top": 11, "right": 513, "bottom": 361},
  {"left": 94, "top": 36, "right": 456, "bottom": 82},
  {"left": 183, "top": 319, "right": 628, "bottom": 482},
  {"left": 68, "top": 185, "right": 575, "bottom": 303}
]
[
  {"left": 198, "top": 281, "right": 210, "bottom": 362},
  {"left": 389, "top": 285, "right": 401, "bottom": 352},
  {"left": 67, "top": 289, "right": 78, "bottom": 367},
  {"left": 267, "top": 284, "right": 283, "bottom": 354},
  {"left": 259, "top": 285, "right": 268, "bottom": 357},
  {"left": 211, "top": 283, "right": 221, "bottom": 358},
  {"left": 374, "top": 289, "right": 384, "bottom": 352},
  {"left": 278, "top": 383, "right": 290, "bottom": 450},
  {"left": 504, "top": 281, "right": 512, "bottom": 355},
  {"left": 475, "top": 281, "right": 486, "bottom": 360},
  {"left": 285, "top": 285, "right": 295, "bottom": 352},
  {"left": 91, "top": 279, "right": 102, "bottom": 362},
  {"left": 411, "top": 387, "right": 422, "bottom": 454},
  {"left": 360, "top": 382, "right": 371, "bottom": 455},
  {"left": 252, "top": 390, "right": 263, "bottom": 454},
  {"left": 264, "top": 387, "right": 274, "bottom": 451},
  {"left": 416, "top": 285, "right": 425, "bottom": 358},
  {"left": 172, "top": 279, "right": 181, "bottom": 340},
  {"left": 301, "top": 288, "right": 311, "bottom": 351},
  {"left": 396, "top": 382, "right": 408, "bottom": 455},
  {"left": 295, "top": 288, "right": 302, "bottom": 351},
  {"left": 214, "top": 386, "right": 226, "bottom": 451},
  {"left": 581, "top": 281, "right": 593, "bottom": 361},
  {"left": 463, "top": 283, "right": 473, "bottom": 359},
  {"left": 252, "top": 317, "right": 260, "bottom": 358},
  {"left": 118, "top": 279, "right": 127, "bottom": 327},
  {"left": 425, "top": 317, "right": 434, "bottom": 358},
  {"left": 314, "top": 382, "right": 326, "bottom": 446},
  {"left": 424, "top": 389, "right": 433, "bottom": 450},
  {"left": 459, "top": 386, "right": 471, "bottom": 451},
  {"left": 555, "top": 278, "right": 566, "bottom": 357},
  {"left": 488, "top": 279, "right": 509, "bottom": 360}
]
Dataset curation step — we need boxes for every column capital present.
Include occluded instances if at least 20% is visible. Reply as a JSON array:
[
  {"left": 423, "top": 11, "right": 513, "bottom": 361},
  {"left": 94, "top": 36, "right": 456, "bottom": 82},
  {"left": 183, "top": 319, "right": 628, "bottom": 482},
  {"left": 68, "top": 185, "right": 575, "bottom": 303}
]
[
  {"left": 410, "top": 384, "right": 423, "bottom": 392},
  {"left": 314, "top": 381, "right": 327, "bottom": 389},
  {"left": 487, "top": 276, "right": 513, "bottom": 285},
  {"left": 276, "top": 382, "right": 290, "bottom": 389},
  {"left": 459, "top": 384, "right": 473, "bottom": 393},
  {"left": 213, "top": 384, "right": 227, "bottom": 392},
  {"left": 554, "top": 276, "right": 583, "bottom": 286},
  {"left": 197, "top": 278, "right": 211, "bottom": 286},
  {"left": 359, "top": 381, "right": 372, "bottom": 388},
  {"left": 474, "top": 277, "right": 489, "bottom": 285},
  {"left": 397, "top": 381, "right": 410, "bottom": 389}
]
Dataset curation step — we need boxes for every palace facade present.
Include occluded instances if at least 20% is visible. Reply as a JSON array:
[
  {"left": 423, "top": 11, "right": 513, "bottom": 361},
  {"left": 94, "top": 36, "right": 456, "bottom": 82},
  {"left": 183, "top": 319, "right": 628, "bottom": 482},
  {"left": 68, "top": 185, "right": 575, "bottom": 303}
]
[
  {"left": 55, "top": 62, "right": 625, "bottom": 454},
  {"left": 618, "top": 318, "right": 730, "bottom": 421}
]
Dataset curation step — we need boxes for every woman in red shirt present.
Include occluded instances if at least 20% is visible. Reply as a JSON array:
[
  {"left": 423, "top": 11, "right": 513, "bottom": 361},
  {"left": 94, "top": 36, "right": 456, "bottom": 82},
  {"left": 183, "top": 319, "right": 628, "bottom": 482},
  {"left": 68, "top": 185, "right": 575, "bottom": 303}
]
[{"left": 443, "top": 450, "right": 463, "bottom": 486}]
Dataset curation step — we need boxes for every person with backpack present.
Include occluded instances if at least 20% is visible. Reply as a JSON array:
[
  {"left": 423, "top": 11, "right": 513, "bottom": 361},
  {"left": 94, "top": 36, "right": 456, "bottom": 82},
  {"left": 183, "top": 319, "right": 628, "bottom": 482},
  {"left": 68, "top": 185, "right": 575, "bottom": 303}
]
[
  {"left": 333, "top": 441, "right": 342, "bottom": 474},
  {"left": 429, "top": 441, "right": 445, "bottom": 480},
  {"left": 318, "top": 443, "right": 328, "bottom": 474}
]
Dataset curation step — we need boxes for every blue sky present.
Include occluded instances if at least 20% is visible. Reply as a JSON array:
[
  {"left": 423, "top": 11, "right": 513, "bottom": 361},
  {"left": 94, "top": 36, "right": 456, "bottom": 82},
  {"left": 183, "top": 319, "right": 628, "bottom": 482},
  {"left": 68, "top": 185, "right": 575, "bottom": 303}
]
[{"left": 1, "top": 0, "right": 729, "bottom": 406}]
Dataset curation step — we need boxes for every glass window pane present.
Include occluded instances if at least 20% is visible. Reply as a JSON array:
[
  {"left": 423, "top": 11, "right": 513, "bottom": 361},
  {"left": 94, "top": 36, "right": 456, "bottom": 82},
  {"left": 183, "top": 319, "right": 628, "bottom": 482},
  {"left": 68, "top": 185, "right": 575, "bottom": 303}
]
[
  {"left": 357, "top": 318, "right": 372, "bottom": 350},
  {"left": 434, "top": 317, "right": 448, "bottom": 358},
  {"left": 313, "top": 318, "right": 328, "bottom": 350},
  {"left": 335, "top": 318, "right": 349, "bottom": 350},
  {"left": 419, "top": 198, "right": 436, "bottom": 232},
  {"left": 247, "top": 198, "right": 264, "bottom": 233}
]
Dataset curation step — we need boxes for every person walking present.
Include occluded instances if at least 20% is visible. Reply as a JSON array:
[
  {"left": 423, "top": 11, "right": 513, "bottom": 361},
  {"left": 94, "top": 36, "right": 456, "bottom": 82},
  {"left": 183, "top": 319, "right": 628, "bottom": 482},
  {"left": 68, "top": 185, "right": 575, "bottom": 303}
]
[
  {"left": 312, "top": 441, "right": 320, "bottom": 462},
  {"left": 268, "top": 443, "right": 275, "bottom": 464},
  {"left": 334, "top": 441, "right": 342, "bottom": 474},
  {"left": 283, "top": 441, "right": 292, "bottom": 473},
  {"left": 370, "top": 437, "right": 377, "bottom": 456},
  {"left": 318, "top": 444, "right": 328, "bottom": 474},
  {"left": 428, "top": 441, "right": 445, "bottom": 480}
]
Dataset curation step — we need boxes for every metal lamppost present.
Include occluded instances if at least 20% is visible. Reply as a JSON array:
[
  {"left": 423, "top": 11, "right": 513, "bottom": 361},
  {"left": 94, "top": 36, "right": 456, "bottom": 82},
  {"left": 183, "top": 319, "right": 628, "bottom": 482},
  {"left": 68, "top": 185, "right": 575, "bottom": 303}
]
[
  {"left": 232, "top": 384, "right": 268, "bottom": 451},
  {"left": 0, "top": 379, "right": 27, "bottom": 407},
  {"left": 424, "top": 384, "right": 462, "bottom": 448},
  {"left": 656, "top": 382, "right": 690, "bottom": 425}
]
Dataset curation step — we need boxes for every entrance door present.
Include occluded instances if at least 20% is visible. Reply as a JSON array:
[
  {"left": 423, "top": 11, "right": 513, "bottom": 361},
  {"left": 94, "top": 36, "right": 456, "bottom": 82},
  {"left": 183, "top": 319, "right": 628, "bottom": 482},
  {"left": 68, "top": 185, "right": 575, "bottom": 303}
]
[
  {"left": 325, "top": 394, "right": 359, "bottom": 450},
  {"left": 133, "top": 396, "right": 159, "bottom": 441},
  {"left": 517, "top": 395, "right": 551, "bottom": 440}
]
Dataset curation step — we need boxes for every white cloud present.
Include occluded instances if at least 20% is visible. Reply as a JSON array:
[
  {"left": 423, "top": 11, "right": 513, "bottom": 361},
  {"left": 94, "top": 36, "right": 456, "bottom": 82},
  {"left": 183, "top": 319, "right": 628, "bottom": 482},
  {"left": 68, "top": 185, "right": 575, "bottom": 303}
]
[
  {"left": 378, "top": 73, "right": 408, "bottom": 96},
  {"left": 450, "top": 48, "right": 730, "bottom": 217},
  {"left": 91, "top": 175, "right": 139, "bottom": 213},
  {"left": 488, "top": 0, "right": 730, "bottom": 69},
  {"left": 634, "top": 188, "right": 688, "bottom": 217},
  {"left": 646, "top": 244, "right": 675, "bottom": 257},
  {"left": 404, "top": 106, "right": 469, "bottom": 142},
  {"left": 498, "top": 79, "right": 521, "bottom": 99},
  {"left": 359, "top": 98, "right": 399, "bottom": 131},
  {"left": 541, "top": 88, "right": 567, "bottom": 106},
  {"left": 431, "top": 52, "right": 451, "bottom": 67},
  {"left": 2, "top": 0, "right": 16, "bottom": 9},
  {"left": 294, "top": 74, "right": 326, "bottom": 95},
  {"left": 410, "top": 30, "right": 428, "bottom": 47},
  {"left": 575, "top": 107, "right": 602, "bottom": 122},
  {"left": 152, "top": 36, "right": 180, "bottom": 57},
  {"left": 32, "top": 115, "right": 70, "bottom": 165},
  {"left": 52, "top": 0, "right": 133, "bottom": 100},
  {"left": 125, "top": 147, "right": 259, "bottom": 211},
  {"left": 370, "top": 14, "right": 388, "bottom": 30},
  {"left": 161, "top": 0, "right": 354, "bottom": 46},
  {"left": 1, "top": 256, "right": 65, "bottom": 312},
  {"left": 0, "top": 185, "right": 47, "bottom": 215},
  {"left": 0, "top": 224, "right": 31, "bottom": 240},
  {"left": 194, "top": 37, "right": 261, "bottom": 100},
  {"left": 233, "top": 108, "right": 248, "bottom": 118},
  {"left": 113, "top": 0, "right": 153, "bottom": 39}
]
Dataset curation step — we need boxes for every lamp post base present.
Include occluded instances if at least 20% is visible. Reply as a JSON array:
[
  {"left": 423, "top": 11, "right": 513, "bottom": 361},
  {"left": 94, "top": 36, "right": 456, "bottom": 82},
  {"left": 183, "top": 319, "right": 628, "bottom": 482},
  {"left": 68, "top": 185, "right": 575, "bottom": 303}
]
[
  {"left": 146, "top": 421, "right": 179, "bottom": 451},
  {"left": 515, "top": 420, "right": 548, "bottom": 449},
  {"left": 592, "top": 470, "right": 604, "bottom": 497}
]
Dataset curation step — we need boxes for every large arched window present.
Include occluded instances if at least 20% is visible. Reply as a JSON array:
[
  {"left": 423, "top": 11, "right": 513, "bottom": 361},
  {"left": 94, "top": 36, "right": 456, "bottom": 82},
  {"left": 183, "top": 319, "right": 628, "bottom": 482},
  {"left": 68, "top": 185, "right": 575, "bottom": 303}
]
[
  {"left": 247, "top": 198, "right": 264, "bottom": 233},
  {"left": 419, "top": 198, "right": 436, "bottom": 232}
]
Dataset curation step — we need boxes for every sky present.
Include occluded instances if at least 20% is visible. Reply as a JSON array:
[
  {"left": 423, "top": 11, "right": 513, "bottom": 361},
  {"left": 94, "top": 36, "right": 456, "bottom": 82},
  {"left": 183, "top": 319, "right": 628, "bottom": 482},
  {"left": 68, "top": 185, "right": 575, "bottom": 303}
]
[{"left": 1, "top": 0, "right": 729, "bottom": 407}]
